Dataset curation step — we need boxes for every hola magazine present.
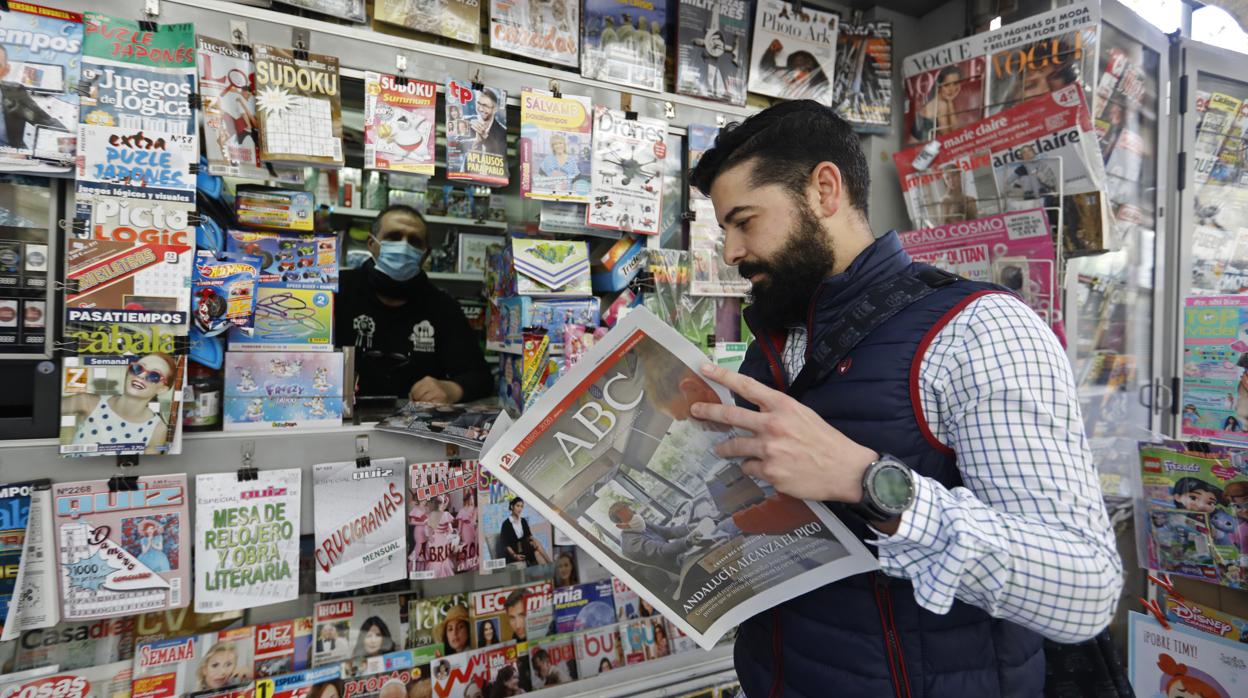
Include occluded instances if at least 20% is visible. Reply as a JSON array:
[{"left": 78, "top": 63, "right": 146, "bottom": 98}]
[
  {"left": 747, "top": 0, "right": 838, "bottom": 106},
  {"left": 194, "top": 469, "right": 302, "bottom": 613},
  {"left": 311, "top": 458, "right": 407, "bottom": 592},
  {"left": 519, "top": 88, "right": 593, "bottom": 203},
  {"left": 364, "top": 72, "right": 437, "bottom": 176},
  {"left": 675, "top": 0, "right": 750, "bottom": 105},
  {"left": 52, "top": 475, "right": 190, "bottom": 620},
  {"left": 901, "top": 0, "right": 1099, "bottom": 145},
  {"left": 479, "top": 308, "right": 877, "bottom": 649},
  {"left": 489, "top": 0, "right": 578, "bottom": 67}
]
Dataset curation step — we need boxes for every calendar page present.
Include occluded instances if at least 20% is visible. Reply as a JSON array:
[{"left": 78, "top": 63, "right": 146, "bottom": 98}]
[{"left": 253, "top": 45, "right": 344, "bottom": 167}]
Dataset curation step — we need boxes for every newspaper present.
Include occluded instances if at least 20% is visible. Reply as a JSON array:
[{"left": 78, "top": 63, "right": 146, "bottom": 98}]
[
  {"left": 894, "top": 85, "right": 1112, "bottom": 256},
  {"left": 311, "top": 458, "right": 407, "bottom": 592},
  {"left": 898, "top": 208, "right": 1061, "bottom": 332},
  {"left": 3, "top": 481, "right": 57, "bottom": 639},
  {"left": 480, "top": 307, "right": 877, "bottom": 649},
  {"left": 0, "top": 3, "right": 82, "bottom": 175},
  {"left": 832, "top": 21, "right": 892, "bottom": 134},
  {"left": 519, "top": 89, "right": 593, "bottom": 203},
  {"left": 1, "top": 479, "right": 56, "bottom": 639},
  {"left": 194, "top": 469, "right": 301, "bottom": 612},
  {"left": 196, "top": 36, "right": 267, "bottom": 180},
  {"left": 312, "top": 594, "right": 402, "bottom": 667},
  {"left": 489, "top": 0, "right": 579, "bottom": 67},
  {"left": 901, "top": 1, "right": 1099, "bottom": 145},
  {"left": 675, "top": 0, "right": 750, "bottom": 106},
  {"left": 747, "top": 0, "right": 838, "bottom": 105},
  {"left": 408, "top": 460, "right": 479, "bottom": 579},
  {"left": 363, "top": 73, "right": 436, "bottom": 176},
  {"left": 588, "top": 107, "right": 667, "bottom": 235},
  {"left": 375, "top": 402, "right": 500, "bottom": 451},
  {"left": 52, "top": 476, "right": 189, "bottom": 621}
]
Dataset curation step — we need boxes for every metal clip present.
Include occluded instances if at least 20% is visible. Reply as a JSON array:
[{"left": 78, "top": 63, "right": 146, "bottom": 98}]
[
  {"left": 663, "top": 101, "right": 675, "bottom": 119},
  {"left": 292, "top": 28, "right": 310, "bottom": 62},
  {"left": 715, "top": 114, "right": 726, "bottom": 129},
  {"left": 471, "top": 68, "right": 484, "bottom": 92},
  {"left": 394, "top": 55, "right": 409, "bottom": 86},
  {"left": 187, "top": 93, "right": 202, "bottom": 110},
  {"left": 52, "top": 279, "right": 82, "bottom": 294},
  {"left": 549, "top": 79, "right": 561, "bottom": 99},
  {"left": 354, "top": 434, "right": 371, "bottom": 468},
  {"left": 143, "top": 0, "right": 160, "bottom": 18},
  {"left": 230, "top": 20, "right": 250, "bottom": 50},
  {"left": 237, "top": 441, "right": 258, "bottom": 481},
  {"left": 108, "top": 455, "right": 140, "bottom": 492},
  {"left": 621, "top": 93, "right": 637, "bottom": 121}
]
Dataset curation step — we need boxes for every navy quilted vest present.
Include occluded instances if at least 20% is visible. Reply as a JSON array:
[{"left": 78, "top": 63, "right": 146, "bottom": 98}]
[{"left": 732, "top": 232, "right": 1046, "bottom": 698}]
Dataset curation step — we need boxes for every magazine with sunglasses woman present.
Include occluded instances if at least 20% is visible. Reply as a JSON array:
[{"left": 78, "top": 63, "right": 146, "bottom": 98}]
[{"left": 63, "top": 352, "right": 179, "bottom": 454}]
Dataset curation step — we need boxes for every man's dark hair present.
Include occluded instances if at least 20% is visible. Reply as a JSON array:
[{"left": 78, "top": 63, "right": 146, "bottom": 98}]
[
  {"left": 370, "top": 204, "right": 427, "bottom": 237},
  {"left": 504, "top": 588, "right": 525, "bottom": 611},
  {"left": 533, "top": 648, "right": 549, "bottom": 663},
  {"left": 689, "top": 100, "right": 870, "bottom": 217}
]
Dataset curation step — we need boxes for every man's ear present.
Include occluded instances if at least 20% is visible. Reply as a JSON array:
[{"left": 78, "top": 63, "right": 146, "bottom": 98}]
[
  {"left": 809, "top": 162, "right": 844, "bottom": 219},
  {"left": 367, "top": 236, "right": 380, "bottom": 257}
]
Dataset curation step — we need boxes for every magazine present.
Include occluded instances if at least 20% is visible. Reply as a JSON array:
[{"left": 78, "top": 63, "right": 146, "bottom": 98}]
[
  {"left": 52, "top": 475, "right": 190, "bottom": 620},
  {"left": 898, "top": 209, "right": 1061, "bottom": 332},
  {"left": 3, "top": 481, "right": 57, "bottom": 640},
  {"left": 747, "top": 0, "right": 838, "bottom": 105},
  {"left": 311, "top": 458, "right": 407, "bottom": 592},
  {"left": 194, "top": 469, "right": 301, "bottom": 612},
  {"left": 572, "top": 624, "right": 620, "bottom": 678},
  {"left": 1181, "top": 296, "right": 1248, "bottom": 446},
  {"left": 675, "top": 0, "right": 749, "bottom": 105},
  {"left": 0, "top": 3, "right": 82, "bottom": 175},
  {"left": 477, "top": 467, "right": 552, "bottom": 574},
  {"left": 479, "top": 307, "right": 877, "bottom": 649},
  {"left": 489, "top": 0, "right": 579, "bottom": 67},
  {"left": 832, "top": 21, "right": 892, "bottom": 134},
  {"left": 444, "top": 80, "right": 508, "bottom": 186},
  {"left": 610, "top": 577, "right": 641, "bottom": 621},
  {"left": 375, "top": 402, "right": 500, "bottom": 451},
  {"left": 468, "top": 587, "right": 516, "bottom": 649},
  {"left": 525, "top": 632, "right": 575, "bottom": 689},
  {"left": 518, "top": 580, "right": 554, "bottom": 645},
  {"left": 256, "top": 665, "right": 341, "bottom": 698},
  {"left": 405, "top": 592, "right": 468, "bottom": 651},
  {"left": 0, "top": 481, "right": 33, "bottom": 637},
  {"left": 364, "top": 73, "right": 436, "bottom": 176},
  {"left": 1193, "top": 92, "right": 1241, "bottom": 188},
  {"left": 581, "top": 0, "right": 666, "bottom": 92},
  {"left": 77, "top": 13, "right": 197, "bottom": 204},
  {"left": 619, "top": 618, "right": 656, "bottom": 665},
  {"left": 271, "top": 0, "right": 365, "bottom": 23},
  {"left": 687, "top": 123, "right": 745, "bottom": 297},
  {"left": 231, "top": 190, "right": 316, "bottom": 233},
  {"left": 429, "top": 644, "right": 518, "bottom": 698},
  {"left": 65, "top": 198, "right": 196, "bottom": 326},
  {"left": 519, "top": 88, "right": 593, "bottom": 203},
  {"left": 252, "top": 44, "right": 343, "bottom": 167},
  {"left": 894, "top": 85, "right": 1112, "bottom": 256},
  {"left": 339, "top": 659, "right": 431, "bottom": 698},
  {"left": 223, "top": 230, "right": 337, "bottom": 289},
  {"left": 131, "top": 626, "right": 257, "bottom": 698},
  {"left": 13, "top": 617, "right": 136, "bottom": 671},
  {"left": 254, "top": 618, "right": 313, "bottom": 678},
  {"left": 901, "top": 1, "right": 1099, "bottom": 145},
  {"left": 1130, "top": 611, "right": 1248, "bottom": 698},
  {"left": 552, "top": 580, "right": 614, "bottom": 635},
  {"left": 408, "top": 461, "right": 479, "bottom": 579},
  {"left": 374, "top": 0, "right": 479, "bottom": 45},
  {"left": 1164, "top": 594, "right": 1248, "bottom": 642},
  {"left": 191, "top": 251, "right": 260, "bottom": 337},
  {"left": 222, "top": 351, "right": 344, "bottom": 431},
  {"left": 0, "top": 660, "right": 132, "bottom": 698},
  {"left": 59, "top": 353, "right": 187, "bottom": 457},
  {"left": 196, "top": 36, "right": 266, "bottom": 180},
  {"left": 588, "top": 107, "right": 666, "bottom": 235},
  {"left": 312, "top": 594, "right": 402, "bottom": 667}
]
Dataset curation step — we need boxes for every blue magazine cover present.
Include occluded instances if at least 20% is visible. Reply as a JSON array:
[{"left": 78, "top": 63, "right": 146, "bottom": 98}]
[
  {"left": 552, "top": 580, "right": 615, "bottom": 635},
  {"left": 0, "top": 3, "right": 83, "bottom": 173},
  {"left": 581, "top": 0, "right": 667, "bottom": 92}
]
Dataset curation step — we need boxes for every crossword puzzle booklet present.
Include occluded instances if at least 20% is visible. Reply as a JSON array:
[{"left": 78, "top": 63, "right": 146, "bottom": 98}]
[{"left": 253, "top": 44, "right": 344, "bottom": 167}]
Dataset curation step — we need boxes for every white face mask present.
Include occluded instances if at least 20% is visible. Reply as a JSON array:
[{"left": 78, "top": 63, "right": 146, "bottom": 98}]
[{"left": 623, "top": 515, "right": 646, "bottom": 533}]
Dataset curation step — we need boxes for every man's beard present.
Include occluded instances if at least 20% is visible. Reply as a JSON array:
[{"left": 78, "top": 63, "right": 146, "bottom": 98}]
[{"left": 738, "top": 205, "right": 837, "bottom": 327}]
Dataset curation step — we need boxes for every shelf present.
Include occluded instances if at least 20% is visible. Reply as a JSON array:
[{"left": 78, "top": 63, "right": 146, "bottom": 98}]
[
  {"left": 332, "top": 207, "right": 508, "bottom": 230},
  {"left": 427, "top": 271, "right": 485, "bottom": 282}
]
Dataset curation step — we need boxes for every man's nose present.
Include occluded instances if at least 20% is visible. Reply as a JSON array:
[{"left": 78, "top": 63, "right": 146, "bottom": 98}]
[{"left": 722, "top": 228, "right": 747, "bottom": 266}]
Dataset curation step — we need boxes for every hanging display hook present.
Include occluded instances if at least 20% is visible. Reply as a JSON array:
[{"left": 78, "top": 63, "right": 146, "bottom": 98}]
[
  {"left": 237, "top": 441, "right": 258, "bottom": 481},
  {"left": 549, "top": 79, "right": 561, "bottom": 99}
]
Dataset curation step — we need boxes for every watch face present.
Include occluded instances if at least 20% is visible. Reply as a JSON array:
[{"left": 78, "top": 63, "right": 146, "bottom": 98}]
[{"left": 871, "top": 463, "right": 914, "bottom": 512}]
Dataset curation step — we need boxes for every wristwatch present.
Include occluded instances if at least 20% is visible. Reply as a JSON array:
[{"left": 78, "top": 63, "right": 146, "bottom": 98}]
[{"left": 852, "top": 454, "right": 916, "bottom": 523}]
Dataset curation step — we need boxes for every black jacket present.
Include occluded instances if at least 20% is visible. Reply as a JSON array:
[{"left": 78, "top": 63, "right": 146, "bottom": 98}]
[
  {"left": 497, "top": 516, "right": 535, "bottom": 565},
  {"left": 334, "top": 261, "right": 492, "bottom": 400}
]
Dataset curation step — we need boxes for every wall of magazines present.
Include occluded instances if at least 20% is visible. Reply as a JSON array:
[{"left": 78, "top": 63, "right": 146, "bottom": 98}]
[{"left": 1, "top": 0, "right": 1245, "bottom": 695}]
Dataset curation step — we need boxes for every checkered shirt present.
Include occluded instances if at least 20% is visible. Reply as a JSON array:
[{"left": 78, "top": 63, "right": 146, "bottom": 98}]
[{"left": 782, "top": 292, "right": 1122, "bottom": 643}]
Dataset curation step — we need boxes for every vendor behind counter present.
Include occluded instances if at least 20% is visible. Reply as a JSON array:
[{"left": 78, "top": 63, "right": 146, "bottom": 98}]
[{"left": 335, "top": 204, "right": 493, "bottom": 404}]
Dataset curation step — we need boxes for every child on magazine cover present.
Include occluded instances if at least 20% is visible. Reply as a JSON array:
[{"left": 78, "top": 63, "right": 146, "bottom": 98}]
[{"left": 65, "top": 352, "right": 177, "bottom": 453}]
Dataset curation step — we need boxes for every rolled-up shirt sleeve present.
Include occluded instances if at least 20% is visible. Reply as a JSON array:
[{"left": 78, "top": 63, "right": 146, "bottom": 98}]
[{"left": 870, "top": 292, "right": 1123, "bottom": 643}]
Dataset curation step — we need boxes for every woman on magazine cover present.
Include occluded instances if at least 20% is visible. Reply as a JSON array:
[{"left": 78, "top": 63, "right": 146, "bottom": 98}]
[
  {"left": 912, "top": 65, "right": 969, "bottom": 142},
  {"left": 455, "top": 488, "right": 478, "bottom": 572},
  {"left": 66, "top": 352, "right": 177, "bottom": 454},
  {"left": 197, "top": 641, "right": 244, "bottom": 691},
  {"left": 426, "top": 495, "right": 457, "bottom": 577},
  {"left": 409, "top": 497, "right": 430, "bottom": 575},
  {"left": 354, "top": 616, "right": 397, "bottom": 657}
]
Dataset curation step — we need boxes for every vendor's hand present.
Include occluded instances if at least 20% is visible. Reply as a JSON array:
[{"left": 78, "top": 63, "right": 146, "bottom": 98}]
[
  {"left": 409, "top": 377, "right": 463, "bottom": 404},
  {"left": 690, "top": 364, "right": 877, "bottom": 504}
]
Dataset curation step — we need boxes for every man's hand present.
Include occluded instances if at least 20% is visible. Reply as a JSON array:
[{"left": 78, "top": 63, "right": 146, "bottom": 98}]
[
  {"left": 409, "top": 376, "right": 464, "bottom": 404},
  {"left": 690, "top": 364, "right": 877, "bottom": 504}
]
